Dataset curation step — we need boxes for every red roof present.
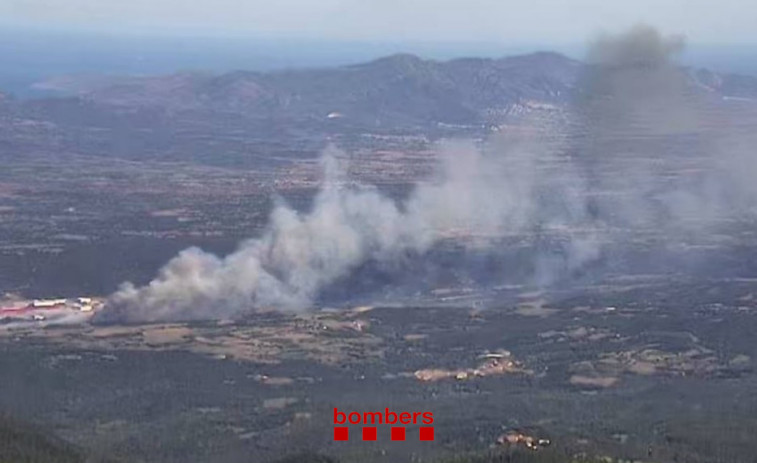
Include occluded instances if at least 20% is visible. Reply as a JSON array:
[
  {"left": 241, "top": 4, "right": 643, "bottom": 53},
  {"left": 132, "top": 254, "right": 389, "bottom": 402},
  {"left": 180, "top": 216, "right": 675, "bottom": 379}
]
[{"left": 0, "top": 307, "right": 31, "bottom": 314}]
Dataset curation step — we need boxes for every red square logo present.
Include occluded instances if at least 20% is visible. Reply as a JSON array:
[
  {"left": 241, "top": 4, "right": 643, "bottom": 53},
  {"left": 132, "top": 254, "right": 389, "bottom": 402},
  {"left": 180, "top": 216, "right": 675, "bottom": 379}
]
[
  {"left": 334, "top": 427, "right": 349, "bottom": 441},
  {"left": 419, "top": 426, "right": 435, "bottom": 441},
  {"left": 391, "top": 426, "right": 406, "bottom": 441},
  {"left": 362, "top": 427, "right": 377, "bottom": 441}
]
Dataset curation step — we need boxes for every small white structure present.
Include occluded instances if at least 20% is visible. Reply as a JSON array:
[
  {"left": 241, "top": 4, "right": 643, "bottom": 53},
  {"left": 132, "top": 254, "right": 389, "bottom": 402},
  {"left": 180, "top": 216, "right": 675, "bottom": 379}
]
[{"left": 32, "top": 299, "right": 67, "bottom": 308}]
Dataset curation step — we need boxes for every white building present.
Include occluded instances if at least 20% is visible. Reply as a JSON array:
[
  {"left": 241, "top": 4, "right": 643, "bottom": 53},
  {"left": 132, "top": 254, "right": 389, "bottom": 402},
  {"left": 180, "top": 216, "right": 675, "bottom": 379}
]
[{"left": 32, "top": 299, "right": 67, "bottom": 308}]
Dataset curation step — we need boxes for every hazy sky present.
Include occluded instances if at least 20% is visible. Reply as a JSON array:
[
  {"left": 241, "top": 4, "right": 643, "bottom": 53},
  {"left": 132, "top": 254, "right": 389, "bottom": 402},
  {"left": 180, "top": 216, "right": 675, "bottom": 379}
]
[{"left": 2, "top": 0, "right": 756, "bottom": 45}]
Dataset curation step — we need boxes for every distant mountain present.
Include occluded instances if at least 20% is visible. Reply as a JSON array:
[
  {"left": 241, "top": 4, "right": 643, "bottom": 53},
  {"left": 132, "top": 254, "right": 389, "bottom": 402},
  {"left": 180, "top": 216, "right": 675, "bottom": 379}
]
[
  {"left": 2, "top": 51, "right": 756, "bottom": 167},
  {"left": 689, "top": 68, "right": 757, "bottom": 100},
  {"left": 31, "top": 52, "right": 582, "bottom": 127},
  {"left": 28, "top": 51, "right": 757, "bottom": 133}
]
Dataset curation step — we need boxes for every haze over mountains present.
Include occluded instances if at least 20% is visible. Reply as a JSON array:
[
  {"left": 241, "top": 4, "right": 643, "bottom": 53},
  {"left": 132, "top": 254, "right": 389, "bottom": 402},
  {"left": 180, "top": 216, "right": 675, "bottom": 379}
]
[
  {"left": 28, "top": 52, "right": 578, "bottom": 124},
  {"left": 16, "top": 51, "right": 757, "bottom": 132}
]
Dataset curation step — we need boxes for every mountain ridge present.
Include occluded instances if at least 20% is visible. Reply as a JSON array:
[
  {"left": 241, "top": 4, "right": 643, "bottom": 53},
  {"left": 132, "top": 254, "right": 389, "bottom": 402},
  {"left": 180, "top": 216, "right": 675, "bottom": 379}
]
[
  {"left": 24, "top": 52, "right": 582, "bottom": 126},
  {"left": 26, "top": 51, "right": 757, "bottom": 127}
]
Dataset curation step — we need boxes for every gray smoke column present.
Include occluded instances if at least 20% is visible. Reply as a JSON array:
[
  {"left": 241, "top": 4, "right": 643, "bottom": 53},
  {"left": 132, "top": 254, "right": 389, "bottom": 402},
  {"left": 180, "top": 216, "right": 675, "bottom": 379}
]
[
  {"left": 581, "top": 25, "right": 756, "bottom": 228},
  {"left": 576, "top": 25, "right": 703, "bottom": 229},
  {"left": 581, "top": 24, "right": 693, "bottom": 136}
]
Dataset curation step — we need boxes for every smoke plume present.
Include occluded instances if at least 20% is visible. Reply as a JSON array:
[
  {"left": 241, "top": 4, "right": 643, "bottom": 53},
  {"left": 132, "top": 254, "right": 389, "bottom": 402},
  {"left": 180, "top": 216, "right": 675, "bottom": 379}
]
[
  {"left": 97, "top": 25, "right": 757, "bottom": 323},
  {"left": 101, "top": 139, "right": 595, "bottom": 323}
]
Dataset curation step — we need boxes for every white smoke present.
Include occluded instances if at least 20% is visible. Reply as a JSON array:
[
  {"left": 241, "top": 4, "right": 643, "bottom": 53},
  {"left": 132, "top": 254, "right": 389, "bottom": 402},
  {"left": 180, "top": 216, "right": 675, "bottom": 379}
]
[{"left": 100, "top": 138, "right": 599, "bottom": 323}]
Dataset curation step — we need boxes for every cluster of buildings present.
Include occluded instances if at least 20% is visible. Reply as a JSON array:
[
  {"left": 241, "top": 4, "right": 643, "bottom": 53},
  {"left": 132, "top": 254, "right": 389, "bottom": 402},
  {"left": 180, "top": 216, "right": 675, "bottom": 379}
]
[
  {"left": 0, "top": 297, "right": 100, "bottom": 323},
  {"left": 497, "top": 429, "right": 552, "bottom": 451},
  {"left": 414, "top": 350, "right": 529, "bottom": 382}
]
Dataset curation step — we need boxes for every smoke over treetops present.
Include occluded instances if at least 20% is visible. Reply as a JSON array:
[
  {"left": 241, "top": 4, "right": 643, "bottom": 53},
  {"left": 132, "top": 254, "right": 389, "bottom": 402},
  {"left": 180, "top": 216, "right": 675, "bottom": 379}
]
[
  {"left": 96, "top": 26, "right": 757, "bottom": 323},
  {"left": 100, "top": 139, "right": 594, "bottom": 323}
]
